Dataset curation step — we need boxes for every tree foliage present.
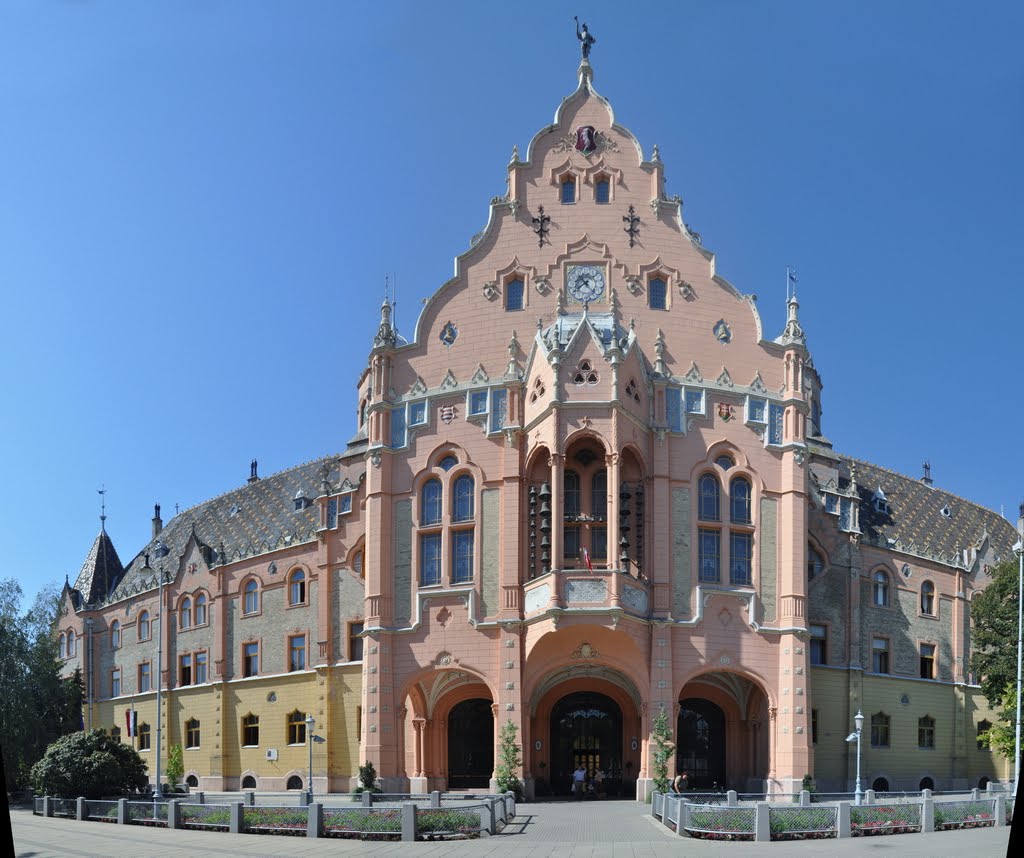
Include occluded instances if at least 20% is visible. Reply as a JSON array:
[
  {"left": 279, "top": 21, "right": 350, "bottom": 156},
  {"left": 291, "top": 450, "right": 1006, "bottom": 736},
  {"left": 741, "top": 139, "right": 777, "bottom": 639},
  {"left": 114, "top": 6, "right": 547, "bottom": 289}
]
[
  {"left": 977, "top": 683, "right": 1019, "bottom": 761},
  {"left": 650, "top": 706, "right": 673, "bottom": 794},
  {"left": 970, "top": 558, "right": 1022, "bottom": 708},
  {"left": 166, "top": 743, "right": 184, "bottom": 787},
  {"left": 494, "top": 719, "right": 524, "bottom": 800},
  {"left": 0, "top": 579, "right": 83, "bottom": 793},
  {"left": 30, "top": 729, "right": 148, "bottom": 798}
]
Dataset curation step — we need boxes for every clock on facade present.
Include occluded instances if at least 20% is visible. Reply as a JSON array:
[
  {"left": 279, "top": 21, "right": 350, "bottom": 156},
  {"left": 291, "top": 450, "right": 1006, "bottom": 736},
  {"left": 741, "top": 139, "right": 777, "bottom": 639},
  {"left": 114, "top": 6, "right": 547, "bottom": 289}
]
[{"left": 566, "top": 264, "right": 606, "bottom": 304}]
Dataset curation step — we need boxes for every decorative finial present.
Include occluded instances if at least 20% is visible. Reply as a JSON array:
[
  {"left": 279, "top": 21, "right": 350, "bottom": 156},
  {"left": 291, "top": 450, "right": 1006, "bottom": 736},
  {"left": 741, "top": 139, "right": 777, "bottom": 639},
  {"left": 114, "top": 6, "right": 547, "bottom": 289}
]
[
  {"left": 652, "top": 144, "right": 661, "bottom": 163},
  {"left": 373, "top": 280, "right": 398, "bottom": 348},
  {"left": 653, "top": 329, "right": 666, "bottom": 376},
  {"left": 510, "top": 144, "right": 520, "bottom": 164},
  {"left": 556, "top": 288, "right": 566, "bottom": 316},
  {"left": 507, "top": 331, "right": 521, "bottom": 376},
  {"left": 574, "top": 16, "right": 596, "bottom": 61},
  {"left": 97, "top": 485, "right": 107, "bottom": 531}
]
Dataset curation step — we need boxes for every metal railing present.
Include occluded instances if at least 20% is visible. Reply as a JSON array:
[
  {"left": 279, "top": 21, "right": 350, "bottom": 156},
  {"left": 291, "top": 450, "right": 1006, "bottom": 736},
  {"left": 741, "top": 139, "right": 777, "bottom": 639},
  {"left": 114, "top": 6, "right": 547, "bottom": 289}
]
[
  {"left": 933, "top": 799, "right": 996, "bottom": 830},
  {"left": 241, "top": 804, "right": 308, "bottom": 832},
  {"left": 768, "top": 804, "right": 837, "bottom": 840},
  {"left": 850, "top": 802, "right": 921, "bottom": 835},
  {"left": 323, "top": 805, "right": 401, "bottom": 837},
  {"left": 180, "top": 803, "right": 231, "bottom": 828},
  {"left": 84, "top": 799, "right": 120, "bottom": 821},
  {"left": 127, "top": 800, "right": 169, "bottom": 825}
]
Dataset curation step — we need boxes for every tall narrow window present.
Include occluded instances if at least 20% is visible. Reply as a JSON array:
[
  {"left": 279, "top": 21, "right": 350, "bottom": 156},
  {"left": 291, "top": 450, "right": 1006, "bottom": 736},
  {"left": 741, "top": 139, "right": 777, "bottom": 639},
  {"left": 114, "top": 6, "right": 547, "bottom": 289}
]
[
  {"left": 138, "top": 722, "right": 151, "bottom": 750},
  {"left": 288, "top": 710, "right": 307, "bottom": 745},
  {"left": 111, "top": 669, "right": 121, "bottom": 697},
  {"left": 921, "top": 581, "right": 936, "bottom": 615},
  {"left": 59, "top": 633, "right": 67, "bottom": 659},
  {"left": 243, "top": 642, "right": 259, "bottom": 677},
  {"left": 698, "top": 474, "right": 720, "bottom": 521},
  {"left": 420, "top": 533, "right": 442, "bottom": 586},
  {"left": 452, "top": 530, "right": 474, "bottom": 584},
  {"left": 452, "top": 475, "right": 475, "bottom": 522},
  {"left": 729, "top": 532, "right": 752, "bottom": 585},
  {"left": 730, "top": 477, "right": 752, "bottom": 524},
  {"left": 243, "top": 580, "right": 259, "bottom": 615},
  {"left": 67, "top": 630, "right": 76, "bottom": 656},
  {"left": 811, "top": 709, "right": 818, "bottom": 744},
  {"left": 506, "top": 278, "right": 524, "bottom": 311},
  {"left": 186, "top": 718, "right": 201, "bottom": 748},
  {"left": 564, "top": 470, "right": 581, "bottom": 561},
  {"left": 872, "top": 570, "right": 890, "bottom": 606},
  {"left": 111, "top": 620, "right": 121, "bottom": 649},
  {"left": 349, "top": 622, "right": 364, "bottom": 661},
  {"left": 872, "top": 637, "right": 890, "bottom": 674},
  {"left": 564, "top": 471, "right": 581, "bottom": 517},
  {"left": 288, "top": 569, "right": 306, "bottom": 606},
  {"left": 918, "top": 715, "right": 935, "bottom": 749},
  {"left": 180, "top": 654, "right": 192, "bottom": 686},
  {"left": 870, "top": 712, "right": 890, "bottom": 748},
  {"left": 648, "top": 277, "right": 667, "bottom": 310},
  {"left": 595, "top": 178, "right": 610, "bottom": 203},
  {"left": 978, "top": 719, "right": 991, "bottom": 750},
  {"left": 807, "top": 546, "right": 824, "bottom": 581},
  {"left": 289, "top": 635, "right": 306, "bottom": 671},
  {"left": 698, "top": 528, "right": 721, "bottom": 583},
  {"left": 195, "top": 593, "right": 207, "bottom": 625},
  {"left": 195, "top": 651, "right": 207, "bottom": 684},
  {"left": 180, "top": 598, "right": 192, "bottom": 630},
  {"left": 809, "top": 624, "right": 827, "bottom": 665},
  {"left": 920, "top": 643, "right": 936, "bottom": 679},
  {"left": 421, "top": 479, "right": 442, "bottom": 525},
  {"left": 561, "top": 177, "right": 576, "bottom": 203},
  {"left": 242, "top": 713, "right": 260, "bottom": 747},
  {"left": 138, "top": 610, "right": 151, "bottom": 641},
  {"left": 110, "top": 725, "right": 121, "bottom": 743},
  {"left": 138, "top": 662, "right": 151, "bottom": 693},
  {"left": 591, "top": 470, "right": 607, "bottom": 521}
]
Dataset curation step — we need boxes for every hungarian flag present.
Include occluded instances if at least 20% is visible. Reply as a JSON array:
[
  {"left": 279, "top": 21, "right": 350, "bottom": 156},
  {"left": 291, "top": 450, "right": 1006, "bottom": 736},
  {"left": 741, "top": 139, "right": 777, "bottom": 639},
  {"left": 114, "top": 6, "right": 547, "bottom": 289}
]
[
  {"left": 125, "top": 709, "right": 137, "bottom": 738},
  {"left": 582, "top": 547, "right": 593, "bottom": 572}
]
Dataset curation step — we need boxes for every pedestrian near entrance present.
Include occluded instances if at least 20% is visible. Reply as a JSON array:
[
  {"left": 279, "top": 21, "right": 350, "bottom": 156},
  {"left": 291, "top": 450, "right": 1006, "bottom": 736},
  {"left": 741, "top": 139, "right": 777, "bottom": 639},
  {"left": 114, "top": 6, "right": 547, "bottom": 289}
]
[{"left": 572, "top": 764, "right": 587, "bottom": 800}]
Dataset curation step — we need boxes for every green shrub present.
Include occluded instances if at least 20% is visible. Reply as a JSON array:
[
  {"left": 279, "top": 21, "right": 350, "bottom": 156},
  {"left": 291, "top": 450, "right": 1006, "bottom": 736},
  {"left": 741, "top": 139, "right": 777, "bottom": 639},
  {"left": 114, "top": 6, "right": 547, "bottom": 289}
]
[{"left": 30, "top": 729, "right": 147, "bottom": 799}]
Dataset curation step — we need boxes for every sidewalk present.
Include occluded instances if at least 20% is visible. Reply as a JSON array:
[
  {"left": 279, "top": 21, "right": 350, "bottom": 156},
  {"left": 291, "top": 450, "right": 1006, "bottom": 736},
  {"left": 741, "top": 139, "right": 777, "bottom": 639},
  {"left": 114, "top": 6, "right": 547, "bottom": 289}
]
[{"left": 11, "top": 801, "right": 1012, "bottom": 857}]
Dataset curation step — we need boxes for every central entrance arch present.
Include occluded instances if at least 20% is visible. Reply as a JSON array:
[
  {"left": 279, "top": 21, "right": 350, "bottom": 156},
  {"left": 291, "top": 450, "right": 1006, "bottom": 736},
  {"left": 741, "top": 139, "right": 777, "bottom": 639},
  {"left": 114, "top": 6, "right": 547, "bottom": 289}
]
[
  {"left": 677, "top": 698, "right": 726, "bottom": 789},
  {"left": 549, "top": 691, "right": 623, "bottom": 796},
  {"left": 447, "top": 698, "right": 493, "bottom": 789}
]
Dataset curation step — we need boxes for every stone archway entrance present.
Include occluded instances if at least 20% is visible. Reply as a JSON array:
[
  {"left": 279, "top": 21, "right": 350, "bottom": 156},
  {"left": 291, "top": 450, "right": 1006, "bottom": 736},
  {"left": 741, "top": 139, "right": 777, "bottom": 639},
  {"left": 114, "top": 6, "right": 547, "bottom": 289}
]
[
  {"left": 677, "top": 698, "right": 726, "bottom": 789},
  {"left": 447, "top": 698, "right": 494, "bottom": 789},
  {"left": 549, "top": 691, "right": 623, "bottom": 796}
]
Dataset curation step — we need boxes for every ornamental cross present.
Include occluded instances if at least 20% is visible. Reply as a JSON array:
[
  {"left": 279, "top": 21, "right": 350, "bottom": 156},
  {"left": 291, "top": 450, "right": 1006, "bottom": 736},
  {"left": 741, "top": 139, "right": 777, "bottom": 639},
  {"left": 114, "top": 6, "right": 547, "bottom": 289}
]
[
  {"left": 532, "top": 205, "right": 550, "bottom": 248},
  {"left": 623, "top": 205, "right": 641, "bottom": 247}
]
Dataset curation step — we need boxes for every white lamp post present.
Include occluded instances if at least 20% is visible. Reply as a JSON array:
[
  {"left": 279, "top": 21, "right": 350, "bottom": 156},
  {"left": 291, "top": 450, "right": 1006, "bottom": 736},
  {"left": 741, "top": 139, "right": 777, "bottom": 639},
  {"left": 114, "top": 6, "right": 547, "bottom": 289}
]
[
  {"left": 305, "top": 714, "right": 316, "bottom": 804},
  {"left": 846, "top": 709, "right": 864, "bottom": 805},
  {"left": 1013, "top": 538, "right": 1023, "bottom": 799}
]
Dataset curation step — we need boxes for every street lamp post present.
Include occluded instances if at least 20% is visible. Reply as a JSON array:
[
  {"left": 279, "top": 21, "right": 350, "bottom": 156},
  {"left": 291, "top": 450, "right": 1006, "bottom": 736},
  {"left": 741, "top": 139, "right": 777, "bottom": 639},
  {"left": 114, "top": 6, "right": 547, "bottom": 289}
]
[
  {"left": 305, "top": 714, "right": 316, "bottom": 805},
  {"left": 1013, "top": 536, "right": 1023, "bottom": 799},
  {"left": 846, "top": 709, "right": 864, "bottom": 805},
  {"left": 154, "top": 567, "right": 165, "bottom": 799}
]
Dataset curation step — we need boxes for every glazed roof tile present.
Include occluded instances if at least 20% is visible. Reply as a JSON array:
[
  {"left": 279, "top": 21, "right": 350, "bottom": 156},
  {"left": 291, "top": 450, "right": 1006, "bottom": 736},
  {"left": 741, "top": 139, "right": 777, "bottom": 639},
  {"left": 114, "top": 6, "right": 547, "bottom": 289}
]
[{"left": 72, "top": 530, "right": 125, "bottom": 605}]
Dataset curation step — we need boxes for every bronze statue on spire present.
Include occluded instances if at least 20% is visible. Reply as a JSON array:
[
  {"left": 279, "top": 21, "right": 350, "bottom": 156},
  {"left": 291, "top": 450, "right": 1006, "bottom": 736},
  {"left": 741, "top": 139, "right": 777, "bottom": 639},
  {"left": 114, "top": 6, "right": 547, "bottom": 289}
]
[{"left": 575, "top": 17, "right": 595, "bottom": 60}]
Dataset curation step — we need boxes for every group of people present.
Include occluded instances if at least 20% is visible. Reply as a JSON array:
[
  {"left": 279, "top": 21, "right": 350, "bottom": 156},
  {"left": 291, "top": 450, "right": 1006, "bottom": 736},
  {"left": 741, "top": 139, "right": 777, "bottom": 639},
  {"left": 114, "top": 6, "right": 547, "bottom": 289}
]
[{"left": 570, "top": 764, "right": 606, "bottom": 799}]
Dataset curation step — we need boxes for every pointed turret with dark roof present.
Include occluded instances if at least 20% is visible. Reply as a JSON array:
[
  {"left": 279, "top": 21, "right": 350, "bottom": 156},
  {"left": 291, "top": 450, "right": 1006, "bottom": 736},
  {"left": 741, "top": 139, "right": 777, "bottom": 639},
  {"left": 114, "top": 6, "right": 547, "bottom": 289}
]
[{"left": 72, "top": 527, "right": 125, "bottom": 605}]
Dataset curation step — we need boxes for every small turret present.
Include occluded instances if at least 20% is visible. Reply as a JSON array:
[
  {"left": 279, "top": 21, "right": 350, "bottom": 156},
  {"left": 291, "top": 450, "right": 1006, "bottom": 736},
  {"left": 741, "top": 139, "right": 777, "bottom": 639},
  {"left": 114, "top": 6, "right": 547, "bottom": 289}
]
[{"left": 152, "top": 503, "right": 163, "bottom": 540}]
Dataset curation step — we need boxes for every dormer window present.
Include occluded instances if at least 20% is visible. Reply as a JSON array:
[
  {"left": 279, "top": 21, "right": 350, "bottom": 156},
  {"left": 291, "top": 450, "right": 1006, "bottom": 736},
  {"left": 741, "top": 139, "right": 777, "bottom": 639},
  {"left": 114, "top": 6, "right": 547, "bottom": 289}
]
[
  {"left": 560, "top": 175, "right": 576, "bottom": 204},
  {"left": 294, "top": 491, "right": 308, "bottom": 512},
  {"left": 505, "top": 278, "right": 524, "bottom": 311},
  {"left": 595, "top": 177, "right": 610, "bottom": 203},
  {"left": 872, "top": 488, "right": 889, "bottom": 515}
]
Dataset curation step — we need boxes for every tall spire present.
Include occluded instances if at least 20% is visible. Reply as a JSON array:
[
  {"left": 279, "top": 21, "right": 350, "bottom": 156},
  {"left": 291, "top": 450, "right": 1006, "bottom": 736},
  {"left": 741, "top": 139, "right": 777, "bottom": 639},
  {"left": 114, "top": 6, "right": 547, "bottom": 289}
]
[
  {"left": 779, "top": 268, "right": 806, "bottom": 348},
  {"left": 97, "top": 484, "right": 107, "bottom": 533}
]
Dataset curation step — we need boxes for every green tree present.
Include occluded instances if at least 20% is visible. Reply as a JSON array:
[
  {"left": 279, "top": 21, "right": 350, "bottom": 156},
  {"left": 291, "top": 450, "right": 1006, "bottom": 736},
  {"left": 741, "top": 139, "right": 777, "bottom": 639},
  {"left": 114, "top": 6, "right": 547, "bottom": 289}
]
[
  {"left": 494, "top": 719, "right": 524, "bottom": 800},
  {"left": 31, "top": 729, "right": 147, "bottom": 798},
  {"left": 977, "top": 683, "right": 1019, "bottom": 761},
  {"left": 970, "top": 558, "right": 1020, "bottom": 709},
  {"left": 0, "top": 579, "right": 82, "bottom": 792},
  {"left": 165, "top": 743, "right": 184, "bottom": 788},
  {"left": 353, "top": 760, "right": 380, "bottom": 794},
  {"left": 650, "top": 706, "right": 673, "bottom": 794}
]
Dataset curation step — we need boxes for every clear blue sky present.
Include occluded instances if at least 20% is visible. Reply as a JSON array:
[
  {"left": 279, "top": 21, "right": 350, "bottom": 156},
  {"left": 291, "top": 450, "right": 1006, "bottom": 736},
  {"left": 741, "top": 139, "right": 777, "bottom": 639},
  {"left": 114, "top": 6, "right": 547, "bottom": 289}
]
[{"left": 2, "top": 1, "right": 1022, "bottom": 609}]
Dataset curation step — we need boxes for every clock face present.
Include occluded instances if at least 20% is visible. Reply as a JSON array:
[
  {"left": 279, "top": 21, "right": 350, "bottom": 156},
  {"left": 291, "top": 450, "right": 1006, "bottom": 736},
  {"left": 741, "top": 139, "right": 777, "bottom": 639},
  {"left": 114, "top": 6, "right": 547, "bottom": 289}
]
[{"left": 566, "top": 264, "right": 606, "bottom": 304}]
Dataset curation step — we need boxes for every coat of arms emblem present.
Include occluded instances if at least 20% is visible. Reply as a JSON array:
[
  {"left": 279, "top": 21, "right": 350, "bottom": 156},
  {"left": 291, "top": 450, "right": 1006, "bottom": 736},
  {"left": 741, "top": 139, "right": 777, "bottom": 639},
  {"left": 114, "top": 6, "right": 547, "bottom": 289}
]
[
  {"left": 439, "top": 404, "right": 457, "bottom": 424},
  {"left": 717, "top": 403, "right": 734, "bottom": 422},
  {"left": 575, "top": 125, "right": 597, "bottom": 154}
]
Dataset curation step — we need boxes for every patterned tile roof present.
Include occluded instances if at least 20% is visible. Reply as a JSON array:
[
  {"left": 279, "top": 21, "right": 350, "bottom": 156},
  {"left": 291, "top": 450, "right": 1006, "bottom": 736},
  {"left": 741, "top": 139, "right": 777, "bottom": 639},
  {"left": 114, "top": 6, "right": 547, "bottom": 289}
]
[
  {"left": 837, "top": 455, "right": 1017, "bottom": 566},
  {"left": 72, "top": 529, "right": 125, "bottom": 605},
  {"left": 93, "top": 454, "right": 365, "bottom": 605}
]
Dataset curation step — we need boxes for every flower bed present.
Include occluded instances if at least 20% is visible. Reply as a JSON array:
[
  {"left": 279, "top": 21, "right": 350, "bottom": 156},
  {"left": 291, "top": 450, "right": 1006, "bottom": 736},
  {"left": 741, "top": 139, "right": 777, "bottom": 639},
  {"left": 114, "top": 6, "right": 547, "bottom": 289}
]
[
  {"left": 417, "top": 808, "right": 482, "bottom": 839},
  {"left": 243, "top": 806, "right": 308, "bottom": 836},
  {"left": 934, "top": 800, "right": 994, "bottom": 830},
  {"left": 850, "top": 803, "right": 921, "bottom": 836},
  {"left": 769, "top": 806, "right": 837, "bottom": 841},
  {"left": 684, "top": 806, "right": 756, "bottom": 841},
  {"left": 323, "top": 808, "right": 401, "bottom": 840}
]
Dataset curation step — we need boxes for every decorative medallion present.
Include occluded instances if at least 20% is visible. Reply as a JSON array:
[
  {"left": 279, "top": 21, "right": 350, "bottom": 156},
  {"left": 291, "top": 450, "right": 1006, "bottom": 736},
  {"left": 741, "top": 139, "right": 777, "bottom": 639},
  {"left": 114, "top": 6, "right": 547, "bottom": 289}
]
[
  {"left": 717, "top": 403, "right": 735, "bottom": 422},
  {"left": 436, "top": 607, "right": 452, "bottom": 628},
  {"left": 575, "top": 125, "right": 597, "bottom": 154},
  {"left": 713, "top": 319, "right": 731, "bottom": 343},
  {"left": 625, "top": 275, "right": 642, "bottom": 294},
  {"left": 679, "top": 280, "right": 694, "bottom": 299},
  {"left": 268, "top": 562, "right": 277, "bottom": 575},
  {"left": 436, "top": 651, "right": 453, "bottom": 667},
  {"left": 440, "top": 321, "right": 459, "bottom": 347},
  {"left": 570, "top": 641, "right": 600, "bottom": 660},
  {"left": 267, "top": 692, "right": 277, "bottom": 703},
  {"left": 534, "top": 276, "right": 551, "bottom": 295},
  {"left": 482, "top": 281, "right": 499, "bottom": 301},
  {"left": 439, "top": 404, "right": 457, "bottom": 425}
]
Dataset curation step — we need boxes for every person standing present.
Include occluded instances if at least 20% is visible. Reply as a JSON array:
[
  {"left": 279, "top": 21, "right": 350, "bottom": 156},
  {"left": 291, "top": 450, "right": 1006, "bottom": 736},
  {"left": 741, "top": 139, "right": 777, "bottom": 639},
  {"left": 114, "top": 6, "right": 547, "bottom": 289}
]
[{"left": 572, "top": 764, "right": 587, "bottom": 800}]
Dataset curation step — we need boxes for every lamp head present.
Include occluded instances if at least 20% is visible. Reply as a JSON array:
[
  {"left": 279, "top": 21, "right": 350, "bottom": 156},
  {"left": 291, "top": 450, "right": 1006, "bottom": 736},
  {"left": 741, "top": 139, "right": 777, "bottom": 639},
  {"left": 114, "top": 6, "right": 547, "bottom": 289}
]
[
  {"left": 1014, "top": 540, "right": 1023, "bottom": 557},
  {"left": 854, "top": 710, "right": 864, "bottom": 731},
  {"left": 846, "top": 733, "right": 858, "bottom": 743},
  {"left": 305, "top": 714, "right": 315, "bottom": 728}
]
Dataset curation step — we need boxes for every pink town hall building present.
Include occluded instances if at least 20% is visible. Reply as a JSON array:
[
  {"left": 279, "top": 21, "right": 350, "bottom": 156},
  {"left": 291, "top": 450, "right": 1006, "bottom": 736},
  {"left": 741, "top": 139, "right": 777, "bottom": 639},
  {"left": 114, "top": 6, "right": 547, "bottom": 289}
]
[{"left": 58, "top": 46, "right": 1014, "bottom": 800}]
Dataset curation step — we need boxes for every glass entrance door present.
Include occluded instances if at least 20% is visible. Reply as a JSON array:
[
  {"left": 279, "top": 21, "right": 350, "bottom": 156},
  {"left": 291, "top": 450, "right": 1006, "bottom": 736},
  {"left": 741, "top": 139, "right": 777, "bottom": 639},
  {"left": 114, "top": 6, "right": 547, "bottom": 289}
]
[
  {"left": 550, "top": 691, "right": 623, "bottom": 796},
  {"left": 677, "top": 698, "right": 726, "bottom": 789},
  {"left": 447, "top": 698, "right": 493, "bottom": 789}
]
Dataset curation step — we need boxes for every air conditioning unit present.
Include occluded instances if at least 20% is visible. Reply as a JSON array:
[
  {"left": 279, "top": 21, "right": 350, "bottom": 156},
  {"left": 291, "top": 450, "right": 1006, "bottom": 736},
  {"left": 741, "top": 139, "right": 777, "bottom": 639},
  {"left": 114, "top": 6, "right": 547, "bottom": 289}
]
[{"left": 266, "top": 748, "right": 278, "bottom": 761}]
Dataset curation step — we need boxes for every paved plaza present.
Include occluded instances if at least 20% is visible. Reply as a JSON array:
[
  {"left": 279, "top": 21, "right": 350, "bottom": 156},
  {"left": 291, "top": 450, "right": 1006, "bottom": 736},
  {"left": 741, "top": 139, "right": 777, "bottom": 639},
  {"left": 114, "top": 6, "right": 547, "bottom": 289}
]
[{"left": 10, "top": 799, "right": 1012, "bottom": 857}]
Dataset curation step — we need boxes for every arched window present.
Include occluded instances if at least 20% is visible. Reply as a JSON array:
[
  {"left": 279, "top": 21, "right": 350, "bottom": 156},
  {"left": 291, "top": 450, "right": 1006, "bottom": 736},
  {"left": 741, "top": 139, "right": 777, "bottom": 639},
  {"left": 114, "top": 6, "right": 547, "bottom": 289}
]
[
  {"left": 439, "top": 454, "right": 458, "bottom": 472},
  {"left": 918, "top": 715, "right": 936, "bottom": 749},
  {"left": 286, "top": 775, "right": 304, "bottom": 790},
  {"left": 242, "top": 713, "right": 259, "bottom": 747},
  {"left": 978, "top": 719, "right": 992, "bottom": 750},
  {"left": 186, "top": 775, "right": 198, "bottom": 788},
  {"left": 872, "top": 570, "right": 890, "bottom": 606},
  {"left": 186, "top": 718, "right": 200, "bottom": 748},
  {"left": 288, "top": 569, "right": 306, "bottom": 606},
  {"left": 729, "top": 477, "right": 752, "bottom": 524},
  {"left": 242, "top": 775, "right": 257, "bottom": 789},
  {"left": 871, "top": 777, "right": 890, "bottom": 793},
  {"left": 110, "top": 726, "right": 121, "bottom": 743},
  {"left": 807, "top": 545, "right": 825, "bottom": 581},
  {"left": 921, "top": 581, "right": 935, "bottom": 615},
  {"left": 595, "top": 177, "right": 610, "bottom": 203},
  {"left": 353, "top": 550, "right": 364, "bottom": 577},
  {"left": 195, "top": 593, "right": 207, "bottom": 625},
  {"left": 67, "top": 629, "right": 76, "bottom": 657},
  {"left": 138, "top": 610, "right": 151, "bottom": 641},
  {"left": 561, "top": 176, "right": 576, "bottom": 204},
  {"left": 698, "top": 474, "right": 720, "bottom": 521},
  {"left": 243, "top": 579, "right": 259, "bottom": 616},
  {"left": 421, "top": 479, "right": 442, "bottom": 525},
  {"left": 59, "top": 633, "right": 67, "bottom": 659},
  {"left": 505, "top": 278, "right": 524, "bottom": 311},
  {"left": 870, "top": 712, "right": 890, "bottom": 748},
  {"left": 288, "top": 710, "right": 307, "bottom": 745},
  {"left": 179, "top": 597, "right": 192, "bottom": 629},
  {"left": 111, "top": 620, "right": 121, "bottom": 649},
  {"left": 648, "top": 277, "right": 667, "bottom": 310},
  {"left": 452, "top": 475, "right": 475, "bottom": 522},
  {"left": 715, "top": 454, "right": 735, "bottom": 470}
]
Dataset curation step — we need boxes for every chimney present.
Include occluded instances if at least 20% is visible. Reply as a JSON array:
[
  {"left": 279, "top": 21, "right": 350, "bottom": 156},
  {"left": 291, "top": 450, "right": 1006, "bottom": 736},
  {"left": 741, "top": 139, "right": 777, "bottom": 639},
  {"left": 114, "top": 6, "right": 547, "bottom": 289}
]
[
  {"left": 921, "top": 461, "right": 933, "bottom": 487},
  {"left": 248, "top": 459, "right": 260, "bottom": 484},
  {"left": 152, "top": 503, "right": 163, "bottom": 540}
]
